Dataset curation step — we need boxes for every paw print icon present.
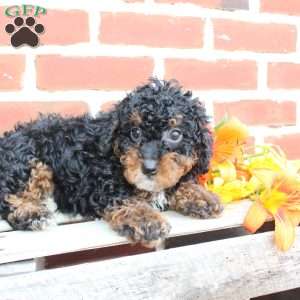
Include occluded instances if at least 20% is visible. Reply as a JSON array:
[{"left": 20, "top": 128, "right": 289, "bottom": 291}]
[{"left": 5, "top": 17, "right": 44, "bottom": 48}]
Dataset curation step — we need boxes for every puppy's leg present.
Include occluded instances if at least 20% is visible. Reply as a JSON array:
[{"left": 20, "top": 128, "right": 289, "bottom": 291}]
[
  {"left": 103, "top": 199, "right": 171, "bottom": 248},
  {"left": 6, "top": 161, "right": 54, "bottom": 230},
  {"left": 169, "top": 181, "right": 223, "bottom": 218}
]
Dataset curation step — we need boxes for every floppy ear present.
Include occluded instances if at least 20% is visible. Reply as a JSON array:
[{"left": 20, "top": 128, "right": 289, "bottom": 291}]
[
  {"left": 193, "top": 126, "right": 213, "bottom": 175},
  {"left": 95, "top": 109, "right": 119, "bottom": 154},
  {"left": 190, "top": 100, "right": 213, "bottom": 176}
]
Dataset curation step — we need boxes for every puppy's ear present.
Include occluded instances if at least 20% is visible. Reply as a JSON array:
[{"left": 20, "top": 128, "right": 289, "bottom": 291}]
[
  {"left": 190, "top": 100, "right": 213, "bottom": 176},
  {"left": 193, "top": 127, "right": 212, "bottom": 175},
  {"left": 96, "top": 110, "right": 119, "bottom": 154}
]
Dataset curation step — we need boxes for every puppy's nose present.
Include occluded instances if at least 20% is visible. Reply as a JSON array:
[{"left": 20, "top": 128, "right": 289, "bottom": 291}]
[{"left": 142, "top": 159, "right": 157, "bottom": 176}]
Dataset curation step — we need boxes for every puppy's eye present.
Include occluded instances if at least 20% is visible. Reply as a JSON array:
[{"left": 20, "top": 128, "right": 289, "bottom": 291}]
[
  {"left": 130, "top": 127, "right": 142, "bottom": 142},
  {"left": 169, "top": 129, "right": 182, "bottom": 142},
  {"left": 163, "top": 128, "right": 183, "bottom": 147}
]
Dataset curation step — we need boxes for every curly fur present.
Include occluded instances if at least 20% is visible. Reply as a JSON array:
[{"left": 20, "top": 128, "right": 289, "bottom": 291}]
[{"left": 0, "top": 79, "right": 217, "bottom": 235}]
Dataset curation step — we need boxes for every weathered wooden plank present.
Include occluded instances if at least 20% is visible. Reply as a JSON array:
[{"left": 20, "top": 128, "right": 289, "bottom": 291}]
[
  {"left": 0, "top": 260, "right": 36, "bottom": 277},
  {"left": 0, "top": 200, "right": 251, "bottom": 234},
  {"left": 0, "top": 220, "right": 11, "bottom": 232},
  {"left": 0, "top": 230, "right": 300, "bottom": 300},
  {"left": 0, "top": 211, "right": 86, "bottom": 232},
  {"left": 0, "top": 201, "right": 252, "bottom": 264}
]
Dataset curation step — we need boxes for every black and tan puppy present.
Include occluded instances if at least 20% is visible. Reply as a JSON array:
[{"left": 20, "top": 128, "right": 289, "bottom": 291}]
[{"left": 0, "top": 79, "right": 223, "bottom": 247}]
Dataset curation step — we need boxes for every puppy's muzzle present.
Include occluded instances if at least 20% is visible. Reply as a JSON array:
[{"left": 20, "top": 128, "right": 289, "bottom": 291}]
[{"left": 141, "top": 141, "right": 159, "bottom": 176}]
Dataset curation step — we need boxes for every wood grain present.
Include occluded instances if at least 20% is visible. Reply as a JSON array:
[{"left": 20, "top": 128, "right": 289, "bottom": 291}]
[
  {"left": 0, "top": 260, "right": 36, "bottom": 277},
  {"left": 0, "top": 230, "right": 300, "bottom": 300}
]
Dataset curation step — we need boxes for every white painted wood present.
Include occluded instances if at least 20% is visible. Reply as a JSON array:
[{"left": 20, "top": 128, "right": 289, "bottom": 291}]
[
  {"left": 0, "top": 201, "right": 252, "bottom": 264},
  {"left": 0, "top": 260, "right": 36, "bottom": 277},
  {"left": 166, "top": 200, "right": 252, "bottom": 237},
  {"left": 0, "top": 230, "right": 300, "bottom": 300},
  {"left": 0, "top": 211, "right": 87, "bottom": 232},
  {"left": 0, "top": 220, "right": 12, "bottom": 232}
]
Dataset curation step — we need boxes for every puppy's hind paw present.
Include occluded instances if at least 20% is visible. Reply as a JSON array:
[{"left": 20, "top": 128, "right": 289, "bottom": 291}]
[{"left": 7, "top": 204, "right": 52, "bottom": 231}]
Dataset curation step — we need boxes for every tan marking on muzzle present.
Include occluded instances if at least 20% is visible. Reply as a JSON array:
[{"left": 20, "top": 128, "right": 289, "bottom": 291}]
[
  {"left": 120, "top": 148, "right": 142, "bottom": 185},
  {"left": 155, "top": 152, "right": 196, "bottom": 190},
  {"left": 121, "top": 148, "right": 197, "bottom": 192}
]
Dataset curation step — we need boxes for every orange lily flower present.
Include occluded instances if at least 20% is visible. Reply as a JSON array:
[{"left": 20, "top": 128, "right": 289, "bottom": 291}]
[
  {"left": 212, "top": 116, "right": 249, "bottom": 164},
  {"left": 198, "top": 115, "right": 300, "bottom": 251},
  {"left": 244, "top": 175, "right": 300, "bottom": 251}
]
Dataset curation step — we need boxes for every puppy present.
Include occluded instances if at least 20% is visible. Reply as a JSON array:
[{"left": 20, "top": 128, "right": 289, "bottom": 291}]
[{"left": 0, "top": 79, "right": 223, "bottom": 246}]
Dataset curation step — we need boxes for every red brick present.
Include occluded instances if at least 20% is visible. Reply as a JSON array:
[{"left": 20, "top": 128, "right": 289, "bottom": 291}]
[
  {"left": 214, "top": 19, "right": 296, "bottom": 53},
  {"left": 0, "top": 55, "right": 25, "bottom": 90},
  {"left": 36, "top": 55, "right": 154, "bottom": 91},
  {"left": 261, "top": 0, "right": 300, "bottom": 16},
  {"left": 213, "top": 100, "right": 296, "bottom": 127},
  {"left": 155, "top": 0, "right": 221, "bottom": 8},
  {"left": 100, "top": 13, "right": 203, "bottom": 48},
  {"left": 165, "top": 59, "right": 257, "bottom": 90},
  {"left": 40, "top": 10, "right": 89, "bottom": 45},
  {"left": 265, "top": 134, "right": 300, "bottom": 159},
  {"left": 0, "top": 9, "right": 89, "bottom": 46},
  {"left": 268, "top": 63, "right": 300, "bottom": 89},
  {"left": 0, "top": 102, "right": 88, "bottom": 133}
]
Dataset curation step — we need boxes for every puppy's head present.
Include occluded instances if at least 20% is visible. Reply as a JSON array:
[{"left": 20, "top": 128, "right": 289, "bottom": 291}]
[{"left": 114, "top": 79, "right": 212, "bottom": 192}]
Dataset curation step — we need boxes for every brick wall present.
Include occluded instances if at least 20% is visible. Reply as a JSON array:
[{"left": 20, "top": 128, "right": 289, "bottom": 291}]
[{"left": 0, "top": 0, "right": 299, "bottom": 158}]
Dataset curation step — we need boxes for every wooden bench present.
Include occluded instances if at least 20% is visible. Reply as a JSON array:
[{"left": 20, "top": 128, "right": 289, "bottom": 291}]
[{"left": 0, "top": 199, "right": 299, "bottom": 299}]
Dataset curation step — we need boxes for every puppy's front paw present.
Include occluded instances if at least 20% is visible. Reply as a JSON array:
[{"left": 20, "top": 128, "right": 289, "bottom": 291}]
[
  {"left": 119, "top": 218, "right": 171, "bottom": 248},
  {"left": 105, "top": 202, "right": 171, "bottom": 248},
  {"left": 172, "top": 181, "right": 223, "bottom": 219}
]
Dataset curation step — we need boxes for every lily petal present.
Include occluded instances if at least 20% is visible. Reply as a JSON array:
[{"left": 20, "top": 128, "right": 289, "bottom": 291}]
[
  {"left": 215, "top": 116, "right": 249, "bottom": 142},
  {"left": 286, "top": 210, "right": 300, "bottom": 226},
  {"left": 209, "top": 180, "right": 255, "bottom": 204},
  {"left": 212, "top": 117, "right": 249, "bottom": 164},
  {"left": 217, "top": 160, "right": 237, "bottom": 182},
  {"left": 244, "top": 201, "right": 268, "bottom": 233},
  {"left": 250, "top": 169, "right": 277, "bottom": 190},
  {"left": 274, "top": 209, "right": 295, "bottom": 251}
]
